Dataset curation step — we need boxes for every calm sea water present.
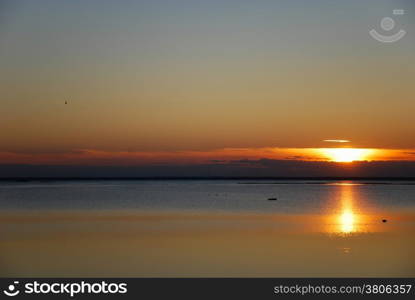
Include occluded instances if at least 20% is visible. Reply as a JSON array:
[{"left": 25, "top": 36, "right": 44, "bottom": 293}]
[
  {"left": 0, "top": 180, "right": 414, "bottom": 213},
  {"left": 1, "top": 180, "right": 415, "bottom": 277}
]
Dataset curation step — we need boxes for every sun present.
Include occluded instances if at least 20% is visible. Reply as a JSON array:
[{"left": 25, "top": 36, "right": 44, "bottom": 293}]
[{"left": 320, "top": 148, "right": 373, "bottom": 163}]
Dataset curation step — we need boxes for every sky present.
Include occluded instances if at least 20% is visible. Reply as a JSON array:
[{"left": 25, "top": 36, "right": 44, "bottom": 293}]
[{"left": 0, "top": 0, "right": 414, "bottom": 177}]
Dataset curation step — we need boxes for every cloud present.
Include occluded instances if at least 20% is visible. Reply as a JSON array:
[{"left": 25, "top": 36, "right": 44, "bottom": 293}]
[
  {"left": 209, "top": 159, "right": 228, "bottom": 164},
  {"left": 284, "top": 155, "right": 319, "bottom": 160},
  {"left": 0, "top": 147, "right": 414, "bottom": 167},
  {"left": 323, "top": 139, "right": 350, "bottom": 143}
]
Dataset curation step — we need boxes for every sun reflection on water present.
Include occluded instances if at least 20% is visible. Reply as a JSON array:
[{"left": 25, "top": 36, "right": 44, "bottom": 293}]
[
  {"left": 327, "top": 182, "right": 367, "bottom": 235},
  {"left": 339, "top": 210, "right": 355, "bottom": 233}
]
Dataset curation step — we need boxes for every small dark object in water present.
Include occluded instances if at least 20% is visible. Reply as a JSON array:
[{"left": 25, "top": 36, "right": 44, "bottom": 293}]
[
  {"left": 382, "top": 219, "right": 387, "bottom": 223},
  {"left": 267, "top": 198, "right": 277, "bottom": 201}
]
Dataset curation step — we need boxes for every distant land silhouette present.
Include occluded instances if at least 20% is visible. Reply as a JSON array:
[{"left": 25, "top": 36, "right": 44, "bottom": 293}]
[{"left": 1, "top": 160, "right": 414, "bottom": 179}]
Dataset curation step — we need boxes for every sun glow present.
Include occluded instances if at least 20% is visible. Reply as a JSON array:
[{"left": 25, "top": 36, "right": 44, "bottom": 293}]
[{"left": 320, "top": 148, "right": 373, "bottom": 162}]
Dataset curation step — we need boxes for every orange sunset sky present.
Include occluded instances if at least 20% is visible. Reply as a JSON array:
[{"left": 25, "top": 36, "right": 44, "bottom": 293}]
[{"left": 1, "top": 0, "right": 414, "bottom": 175}]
